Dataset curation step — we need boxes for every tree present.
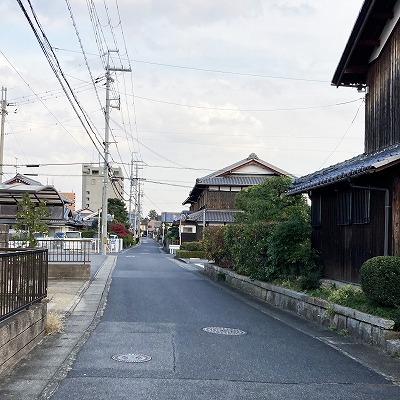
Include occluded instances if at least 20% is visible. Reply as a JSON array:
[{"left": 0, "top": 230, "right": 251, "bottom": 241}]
[
  {"left": 15, "top": 193, "right": 50, "bottom": 246},
  {"left": 108, "top": 198, "right": 129, "bottom": 226},
  {"left": 234, "top": 176, "right": 309, "bottom": 224},
  {"left": 148, "top": 209, "right": 158, "bottom": 220}
]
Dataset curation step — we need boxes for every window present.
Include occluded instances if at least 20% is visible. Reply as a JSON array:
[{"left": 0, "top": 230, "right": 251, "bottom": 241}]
[
  {"left": 336, "top": 189, "right": 370, "bottom": 225},
  {"left": 92, "top": 170, "right": 99, "bottom": 175},
  {"left": 336, "top": 190, "right": 351, "bottom": 225},
  {"left": 182, "top": 226, "right": 196, "bottom": 233},
  {"left": 352, "top": 189, "right": 370, "bottom": 224},
  {"left": 311, "top": 194, "right": 321, "bottom": 227}
]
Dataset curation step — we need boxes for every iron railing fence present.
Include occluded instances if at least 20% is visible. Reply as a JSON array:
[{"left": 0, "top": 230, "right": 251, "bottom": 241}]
[
  {"left": 0, "top": 248, "right": 48, "bottom": 322},
  {"left": 9, "top": 239, "right": 92, "bottom": 264}
]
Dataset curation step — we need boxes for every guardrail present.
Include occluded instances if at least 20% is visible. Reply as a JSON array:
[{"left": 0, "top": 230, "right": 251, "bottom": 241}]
[{"left": 0, "top": 248, "right": 48, "bottom": 322}]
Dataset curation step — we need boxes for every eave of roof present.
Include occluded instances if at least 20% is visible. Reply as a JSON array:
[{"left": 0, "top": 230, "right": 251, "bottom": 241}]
[
  {"left": 0, "top": 184, "right": 65, "bottom": 206},
  {"left": 287, "top": 145, "right": 400, "bottom": 195},
  {"left": 187, "top": 209, "right": 243, "bottom": 223},
  {"left": 332, "top": 0, "right": 398, "bottom": 87}
]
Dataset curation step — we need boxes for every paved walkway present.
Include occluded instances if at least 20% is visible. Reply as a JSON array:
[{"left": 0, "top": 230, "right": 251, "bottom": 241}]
[{"left": 0, "top": 254, "right": 116, "bottom": 400}]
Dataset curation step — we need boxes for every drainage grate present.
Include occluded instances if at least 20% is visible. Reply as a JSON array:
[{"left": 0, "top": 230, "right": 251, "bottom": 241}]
[
  {"left": 111, "top": 354, "right": 152, "bottom": 363},
  {"left": 202, "top": 327, "right": 247, "bottom": 336}
]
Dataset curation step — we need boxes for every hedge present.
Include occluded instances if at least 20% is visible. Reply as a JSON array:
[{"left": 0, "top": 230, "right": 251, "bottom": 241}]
[
  {"left": 176, "top": 250, "right": 206, "bottom": 259},
  {"left": 360, "top": 256, "right": 400, "bottom": 307}
]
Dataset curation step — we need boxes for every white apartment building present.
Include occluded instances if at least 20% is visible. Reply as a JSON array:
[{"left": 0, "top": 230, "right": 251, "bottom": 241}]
[{"left": 81, "top": 164, "right": 124, "bottom": 210}]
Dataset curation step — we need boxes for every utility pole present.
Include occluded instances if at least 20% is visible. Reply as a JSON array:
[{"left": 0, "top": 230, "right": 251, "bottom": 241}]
[
  {"left": 101, "top": 50, "right": 131, "bottom": 255},
  {"left": 0, "top": 87, "right": 8, "bottom": 183},
  {"left": 128, "top": 154, "right": 134, "bottom": 233},
  {"left": 133, "top": 162, "right": 139, "bottom": 242}
]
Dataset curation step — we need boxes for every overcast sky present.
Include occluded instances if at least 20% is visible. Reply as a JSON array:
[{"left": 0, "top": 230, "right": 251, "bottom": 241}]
[{"left": 1, "top": 0, "right": 365, "bottom": 216}]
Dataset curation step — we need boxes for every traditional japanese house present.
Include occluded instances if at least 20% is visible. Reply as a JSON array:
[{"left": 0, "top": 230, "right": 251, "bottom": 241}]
[
  {"left": 288, "top": 0, "right": 400, "bottom": 283},
  {"left": 182, "top": 153, "right": 292, "bottom": 241}
]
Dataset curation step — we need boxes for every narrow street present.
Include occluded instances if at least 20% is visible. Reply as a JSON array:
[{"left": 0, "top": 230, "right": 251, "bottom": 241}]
[{"left": 50, "top": 240, "right": 400, "bottom": 400}]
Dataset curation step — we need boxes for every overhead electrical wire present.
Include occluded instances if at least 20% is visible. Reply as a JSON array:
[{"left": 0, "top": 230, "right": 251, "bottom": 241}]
[
  {"left": 16, "top": 0, "right": 106, "bottom": 161},
  {"left": 52, "top": 47, "right": 330, "bottom": 83},
  {"left": 0, "top": 50, "right": 91, "bottom": 156},
  {"left": 318, "top": 98, "right": 365, "bottom": 169}
]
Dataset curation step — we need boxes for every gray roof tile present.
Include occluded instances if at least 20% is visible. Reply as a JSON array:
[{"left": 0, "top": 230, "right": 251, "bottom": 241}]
[{"left": 288, "top": 145, "right": 400, "bottom": 194}]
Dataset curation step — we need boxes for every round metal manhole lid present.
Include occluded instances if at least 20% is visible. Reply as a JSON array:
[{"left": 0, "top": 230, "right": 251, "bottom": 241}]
[
  {"left": 111, "top": 354, "right": 152, "bottom": 363},
  {"left": 202, "top": 327, "right": 247, "bottom": 336}
]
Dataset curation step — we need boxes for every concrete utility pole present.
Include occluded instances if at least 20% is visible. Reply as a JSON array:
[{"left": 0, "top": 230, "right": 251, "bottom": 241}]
[
  {"left": 128, "top": 154, "right": 134, "bottom": 232},
  {"left": 0, "top": 87, "right": 8, "bottom": 183},
  {"left": 101, "top": 50, "right": 131, "bottom": 255}
]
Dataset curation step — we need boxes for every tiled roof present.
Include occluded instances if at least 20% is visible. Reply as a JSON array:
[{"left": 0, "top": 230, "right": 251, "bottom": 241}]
[
  {"left": 161, "top": 212, "right": 182, "bottom": 223},
  {"left": 288, "top": 145, "right": 400, "bottom": 195},
  {"left": 3, "top": 173, "right": 43, "bottom": 186},
  {"left": 198, "top": 176, "right": 269, "bottom": 186},
  {"left": 183, "top": 153, "right": 293, "bottom": 205},
  {"left": 188, "top": 209, "right": 243, "bottom": 223}
]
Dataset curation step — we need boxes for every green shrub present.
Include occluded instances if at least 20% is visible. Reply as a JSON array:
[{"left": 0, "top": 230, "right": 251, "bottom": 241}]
[
  {"left": 181, "top": 241, "right": 203, "bottom": 251},
  {"left": 203, "top": 226, "right": 231, "bottom": 267},
  {"left": 266, "top": 217, "right": 318, "bottom": 283},
  {"left": 175, "top": 250, "right": 205, "bottom": 259},
  {"left": 360, "top": 256, "right": 400, "bottom": 307},
  {"left": 327, "top": 285, "right": 362, "bottom": 304}
]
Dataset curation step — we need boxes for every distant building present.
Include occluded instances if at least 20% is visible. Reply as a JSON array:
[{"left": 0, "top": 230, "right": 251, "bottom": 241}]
[
  {"left": 0, "top": 173, "right": 81, "bottom": 236},
  {"left": 81, "top": 164, "right": 124, "bottom": 210},
  {"left": 60, "top": 192, "right": 76, "bottom": 212}
]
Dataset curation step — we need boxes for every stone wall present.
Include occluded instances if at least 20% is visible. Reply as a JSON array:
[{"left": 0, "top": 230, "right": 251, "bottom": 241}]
[
  {"left": 204, "top": 263, "right": 400, "bottom": 353},
  {"left": 0, "top": 303, "right": 46, "bottom": 375}
]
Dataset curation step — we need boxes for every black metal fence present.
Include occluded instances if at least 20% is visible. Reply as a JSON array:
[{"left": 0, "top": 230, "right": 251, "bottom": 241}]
[{"left": 0, "top": 248, "right": 48, "bottom": 322}]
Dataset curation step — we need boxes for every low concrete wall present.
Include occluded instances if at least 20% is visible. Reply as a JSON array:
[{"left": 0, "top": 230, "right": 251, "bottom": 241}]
[
  {"left": 48, "top": 263, "right": 90, "bottom": 279},
  {"left": 0, "top": 303, "right": 46, "bottom": 375},
  {"left": 204, "top": 263, "right": 400, "bottom": 352}
]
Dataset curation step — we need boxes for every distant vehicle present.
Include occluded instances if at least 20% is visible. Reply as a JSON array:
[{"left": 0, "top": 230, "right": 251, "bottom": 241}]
[
  {"left": 54, "top": 232, "right": 65, "bottom": 239},
  {"left": 65, "top": 231, "right": 82, "bottom": 239},
  {"left": 64, "top": 231, "right": 82, "bottom": 250},
  {"left": 53, "top": 232, "right": 65, "bottom": 249}
]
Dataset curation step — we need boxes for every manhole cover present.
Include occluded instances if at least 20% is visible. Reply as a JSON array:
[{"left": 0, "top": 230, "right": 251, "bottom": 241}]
[
  {"left": 111, "top": 354, "right": 152, "bottom": 363},
  {"left": 202, "top": 327, "right": 247, "bottom": 336}
]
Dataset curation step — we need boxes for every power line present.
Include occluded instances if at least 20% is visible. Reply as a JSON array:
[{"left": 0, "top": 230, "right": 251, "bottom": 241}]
[
  {"left": 133, "top": 95, "right": 363, "bottom": 113},
  {"left": 318, "top": 98, "right": 365, "bottom": 169},
  {"left": 16, "top": 0, "right": 106, "bottom": 160},
  {"left": 52, "top": 47, "right": 330, "bottom": 83}
]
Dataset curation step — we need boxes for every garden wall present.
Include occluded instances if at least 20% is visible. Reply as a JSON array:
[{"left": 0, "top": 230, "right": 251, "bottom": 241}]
[
  {"left": 0, "top": 303, "right": 46, "bottom": 375},
  {"left": 204, "top": 263, "right": 400, "bottom": 353}
]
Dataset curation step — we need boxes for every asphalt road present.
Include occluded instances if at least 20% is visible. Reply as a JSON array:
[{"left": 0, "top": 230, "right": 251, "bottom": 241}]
[{"left": 50, "top": 239, "right": 400, "bottom": 400}]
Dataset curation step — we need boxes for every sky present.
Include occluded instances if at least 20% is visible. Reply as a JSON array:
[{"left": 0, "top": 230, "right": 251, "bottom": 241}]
[{"left": 1, "top": 0, "right": 366, "bottom": 217}]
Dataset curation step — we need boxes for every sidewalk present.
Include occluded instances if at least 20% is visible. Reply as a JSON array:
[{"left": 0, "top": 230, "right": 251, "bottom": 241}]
[
  {"left": 46, "top": 254, "right": 106, "bottom": 316},
  {"left": 0, "top": 254, "right": 117, "bottom": 400}
]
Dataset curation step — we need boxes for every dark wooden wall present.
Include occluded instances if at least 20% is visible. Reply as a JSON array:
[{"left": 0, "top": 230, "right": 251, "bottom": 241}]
[
  {"left": 189, "top": 190, "right": 237, "bottom": 212},
  {"left": 312, "top": 175, "right": 393, "bottom": 283},
  {"left": 366, "top": 21, "right": 400, "bottom": 153}
]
